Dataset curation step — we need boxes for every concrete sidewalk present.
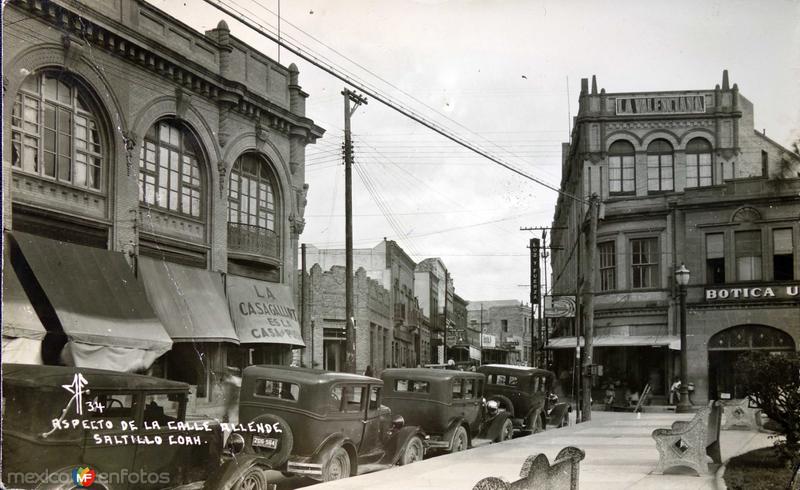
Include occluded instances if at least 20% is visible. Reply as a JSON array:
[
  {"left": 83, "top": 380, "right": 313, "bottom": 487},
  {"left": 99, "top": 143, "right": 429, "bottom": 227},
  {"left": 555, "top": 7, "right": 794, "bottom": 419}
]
[{"left": 315, "top": 411, "right": 773, "bottom": 490}]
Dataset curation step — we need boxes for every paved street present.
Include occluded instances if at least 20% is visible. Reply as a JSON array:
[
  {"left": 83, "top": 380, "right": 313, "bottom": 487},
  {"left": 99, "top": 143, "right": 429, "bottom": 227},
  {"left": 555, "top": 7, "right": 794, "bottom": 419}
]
[{"left": 305, "top": 411, "right": 772, "bottom": 490}]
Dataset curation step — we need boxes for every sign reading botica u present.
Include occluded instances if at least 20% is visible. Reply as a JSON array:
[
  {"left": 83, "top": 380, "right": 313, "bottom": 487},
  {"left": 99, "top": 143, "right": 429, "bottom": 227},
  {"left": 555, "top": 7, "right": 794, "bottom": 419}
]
[
  {"left": 615, "top": 95, "right": 706, "bottom": 115},
  {"left": 705, "top": 284, "right": 799, "bottom": 301}
]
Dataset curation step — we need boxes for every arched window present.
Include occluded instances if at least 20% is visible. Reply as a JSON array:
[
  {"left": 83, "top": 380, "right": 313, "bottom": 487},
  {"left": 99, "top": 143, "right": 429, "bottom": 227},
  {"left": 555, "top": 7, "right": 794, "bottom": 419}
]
[
  {"left": 228, "top": 153, "right": 278, "bottom": 231},
  {"left": 11, "top": 71, "right": 105, "bottom": 190},
  {"left": 138, "top": 120, "right": 204, "bottom": 218},
  {"left": 608, "top": 140, "right": 635, "bottom": 194},
  {"left": 686, "top": 137, "right": 712, "bottom": 188},
  {"left": 647, "top": 139, "right": 674, "bottom": 192}
]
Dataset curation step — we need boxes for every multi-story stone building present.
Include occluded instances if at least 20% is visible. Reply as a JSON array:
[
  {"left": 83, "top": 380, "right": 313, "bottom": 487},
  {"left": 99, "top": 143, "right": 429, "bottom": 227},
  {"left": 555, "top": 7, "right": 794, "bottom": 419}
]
[
  {"left": 415, "top": 257, "right": 455, "bottom": 363},
  {"left": 449, "top": 294, "right": 480, "bottom": 365},
  {"left": 2, "top": 0, "right": 322, "bottom": 416},
  {"left": 467, "top": 300, "right": 532, "bottom": 365},
  {"left": 304, "top": 239, "right": 424, "bottom": 368},
  {"left": 549, "top": 71, "right": 800, "bottom": 404},
  {"left": 304, "top": 265, "right": 392, "bottom": 375},
  {"left": 414, "top": 267, "right": 440, "bottom": 362}
]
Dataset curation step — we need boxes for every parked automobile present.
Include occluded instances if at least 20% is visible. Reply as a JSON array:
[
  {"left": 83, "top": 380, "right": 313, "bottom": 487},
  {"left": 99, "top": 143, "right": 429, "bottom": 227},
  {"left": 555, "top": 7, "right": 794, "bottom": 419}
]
[
  {"left": 225, "top": 365, "right": 426, "bottom": 483},
  {"left": 381, "top": 368, "right": 514, "bottom": 453},
  {"left": 477, "top": 364, "right": 568, "bottom": 434},
  {"left": 1, "top": 363, "right": 224, "bottom": 490}
]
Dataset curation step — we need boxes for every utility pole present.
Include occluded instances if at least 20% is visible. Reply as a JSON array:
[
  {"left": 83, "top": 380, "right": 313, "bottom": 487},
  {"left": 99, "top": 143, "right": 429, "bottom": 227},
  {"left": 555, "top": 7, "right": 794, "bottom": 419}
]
[
  {"left": 529, "top": 238, "right": 540, "bottom": 367},
  {"left": 479, "top": 303, "right": 484, "bottom": 365},
  {"left": 343, "top": 88, "right": 367, "bottom": 374},
  {"left": 443, "top": 268, "right": 449, "bottom": 363},
  {"left": 301, "top": 243, "right": 307, "bottom": 366},
  {"left": 581, "top": 194, "right": 600, "bottom": 421},
  {"left": 541, "top": 230, "right": 550, "bottom": 369}
]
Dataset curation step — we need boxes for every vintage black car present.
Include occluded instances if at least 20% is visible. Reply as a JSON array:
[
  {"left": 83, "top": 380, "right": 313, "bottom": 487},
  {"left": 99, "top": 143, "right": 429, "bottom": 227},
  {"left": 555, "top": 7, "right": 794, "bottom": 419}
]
[
  {"left": 1, "top": 363, "right": 224, "bottom": 490},
  {"left": 225, "top": 365, "right": 426, "bottom": 483},
  {"left": 381, "top": 368, "right": 514, "bottom": 453},
  {"left": 477, "top": 364, "right": 567, "bottom": 434}
]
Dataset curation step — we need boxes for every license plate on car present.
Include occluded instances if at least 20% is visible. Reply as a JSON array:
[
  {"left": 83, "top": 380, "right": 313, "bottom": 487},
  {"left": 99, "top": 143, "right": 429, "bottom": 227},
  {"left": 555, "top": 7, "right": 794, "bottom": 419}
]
[{"left": 252, "top": 436, "right": 278, "bottom": 449}]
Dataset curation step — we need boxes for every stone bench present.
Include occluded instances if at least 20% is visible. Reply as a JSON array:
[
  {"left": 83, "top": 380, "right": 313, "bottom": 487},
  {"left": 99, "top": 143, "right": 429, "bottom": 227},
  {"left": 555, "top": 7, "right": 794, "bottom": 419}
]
[
  {"left": 651, "top": 400, "right": 722, "bottom": 476},
  {"left": 472, "top": 446, "right": 585, "bottom": 490},
  {"left": 721, "top": 397, "right": 763, "bottom": 431}
]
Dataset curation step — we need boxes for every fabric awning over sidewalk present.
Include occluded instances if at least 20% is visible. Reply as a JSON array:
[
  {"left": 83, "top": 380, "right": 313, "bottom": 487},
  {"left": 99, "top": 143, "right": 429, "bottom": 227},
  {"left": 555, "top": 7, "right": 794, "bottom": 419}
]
[
  {"left": 138, "top": 256, "right": 239, "bottom": 344},
  {"left": 547, "top": 335, "right": 680, "bottom": 350},
  {"left": 10, "top": 232, "right": 172, "bottom": 371},
  {"left": 2, "top": 243, "right": 46, "bottom": 364},
  {"left": 226, "top": 275, "right": 304, "bottom": 347}
]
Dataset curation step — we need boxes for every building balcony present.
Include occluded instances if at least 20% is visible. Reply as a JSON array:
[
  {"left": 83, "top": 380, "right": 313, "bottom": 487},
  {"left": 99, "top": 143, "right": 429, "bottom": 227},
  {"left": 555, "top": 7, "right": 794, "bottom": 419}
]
[{"left": 227, "top": 223, "right": 280, "bottom": 263}]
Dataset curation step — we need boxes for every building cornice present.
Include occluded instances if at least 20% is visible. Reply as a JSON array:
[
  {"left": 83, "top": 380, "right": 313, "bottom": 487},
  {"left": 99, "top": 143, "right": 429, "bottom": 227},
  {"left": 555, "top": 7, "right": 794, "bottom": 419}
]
[{"left": 11, "top": 0, "right": 324, "bottom": 143}]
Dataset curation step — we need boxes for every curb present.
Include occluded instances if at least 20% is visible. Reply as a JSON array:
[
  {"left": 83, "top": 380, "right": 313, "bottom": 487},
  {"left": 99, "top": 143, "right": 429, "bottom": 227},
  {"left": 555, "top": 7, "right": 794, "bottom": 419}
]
[{"left": 715, "top": 463, "right": 727, "bottom": 490}]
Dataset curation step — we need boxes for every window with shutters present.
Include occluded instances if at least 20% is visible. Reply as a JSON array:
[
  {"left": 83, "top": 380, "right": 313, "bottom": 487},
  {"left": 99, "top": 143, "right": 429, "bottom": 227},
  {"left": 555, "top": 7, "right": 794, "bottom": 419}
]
[
  {"left": 735, "top": 230, "right": 762, "bottom": 281},
  {"left": 686, "top": 138, "right": 712, "bottom": 188},
  {"left": 599, "top": 241, "right": 616, "bottom": 291},
  {"left": 773, "top": 229, "right": 794, "bottom": 280},
  {"left": 608, "top": 140, "right": 635, "bottom": 194},
  {"left": 631, "top": 238, "right": 659, "bottom": 289},
  {"left": 647, "top": 139, "right": 674, "bottom": 192},
  {"left": 706, "top": 233, "right": 725, "bottom": 284}
]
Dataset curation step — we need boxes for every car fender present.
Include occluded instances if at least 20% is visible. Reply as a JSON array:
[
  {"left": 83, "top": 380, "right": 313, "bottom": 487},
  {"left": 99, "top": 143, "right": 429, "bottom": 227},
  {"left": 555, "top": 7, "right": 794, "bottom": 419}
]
[
  {"left": 488, "top": 394, "right": 515, "bottom": 417},
  {"left": 442, "top": 417, "right": 472, "bottom": 446},
  {"left": 204, "top": 453, "right": 271, "bottom": 490},
  {"left": 480, "top": 410, "right": 512, "bottom": 440},
  {"left": 381, "top": 425, "right": 425, "bottom": 465},
  {"left": 311, "top": 432, "right": 358, "bottom": 476}
]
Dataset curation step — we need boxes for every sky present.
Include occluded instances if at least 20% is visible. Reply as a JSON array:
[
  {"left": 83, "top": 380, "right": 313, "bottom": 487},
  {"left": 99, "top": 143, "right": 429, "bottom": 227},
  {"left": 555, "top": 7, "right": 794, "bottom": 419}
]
[{"left": 151, "top": 0, "right": 800, "bottom": 303}]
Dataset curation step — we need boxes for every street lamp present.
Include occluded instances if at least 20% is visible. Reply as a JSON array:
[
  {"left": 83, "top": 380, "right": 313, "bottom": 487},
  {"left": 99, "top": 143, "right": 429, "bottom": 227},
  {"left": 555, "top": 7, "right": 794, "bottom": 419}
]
[{"left": 675, "top": 263, "right": 692, "bottom": 413}]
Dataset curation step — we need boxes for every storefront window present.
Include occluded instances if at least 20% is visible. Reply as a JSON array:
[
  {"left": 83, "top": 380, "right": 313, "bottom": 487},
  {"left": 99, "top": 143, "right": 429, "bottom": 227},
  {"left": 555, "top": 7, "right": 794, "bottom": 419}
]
[
  {"left": 608, "top": 140, "right": 635, "bottom": 194},
  {"left": 735, "top": 230, "right": 762, "bottom": 281},
  {"left": 599, "top": 241, "right": 616, "bottom": 291},
  {"left": 11, "top": 72, "right": 104, "bottom": 190},
  {"left": 631, "top": 238, "right": 658, "bottom": 289},
  {"left": 773, "top": 228, "right": 794, "bottom": 280},
  {"left": 705, "top": 233, "right": 725, "bottom": 284},
  {"left": 647, "top": 139, "right": 674, "bottom": 192},
  {"left": 686, "top": 138, "right": 712, "bottom": 188},
  {"left": 139, "top": 120, "right": 203, "bottom": 218}
]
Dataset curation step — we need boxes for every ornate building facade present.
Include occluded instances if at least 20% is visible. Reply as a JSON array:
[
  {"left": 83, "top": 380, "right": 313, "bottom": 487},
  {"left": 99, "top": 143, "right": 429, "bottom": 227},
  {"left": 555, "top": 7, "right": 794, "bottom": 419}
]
[{"left": 549, "top": 71, "right": 800, "bottom": 404}]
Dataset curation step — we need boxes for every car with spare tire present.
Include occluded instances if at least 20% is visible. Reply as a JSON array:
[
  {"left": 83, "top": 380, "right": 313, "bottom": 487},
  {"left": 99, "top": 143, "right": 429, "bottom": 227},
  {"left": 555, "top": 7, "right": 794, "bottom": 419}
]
[
  {"left": 381, "top": 368, "right": 514, "bottom": 453},
  {"left": 223, "top": 365, "right": 427, "bottom": 483},
  {"left": 477, "top": 364, "right": 568, "bottom": 434}
]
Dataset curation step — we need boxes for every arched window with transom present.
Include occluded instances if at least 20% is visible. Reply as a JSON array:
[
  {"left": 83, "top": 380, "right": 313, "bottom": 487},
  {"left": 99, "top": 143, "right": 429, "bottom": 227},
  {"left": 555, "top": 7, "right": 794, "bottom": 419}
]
[
  {"left": 685, "top": 137, "right": 712, "bottom": 188},
  {"left": 138, "top": 120, "right": 204, "bottom": 218},
  {"left": 11, "top": 71, "right": 106, "bottom": 190},
  {"left": 647, "top": 139, "right": 674, "bottom": 192},
  {"left": 227, "top": 153, "right": 280, "bottom": 258},
  {"left": 608, "top": 140, "right": 635, "bottom": 194}
]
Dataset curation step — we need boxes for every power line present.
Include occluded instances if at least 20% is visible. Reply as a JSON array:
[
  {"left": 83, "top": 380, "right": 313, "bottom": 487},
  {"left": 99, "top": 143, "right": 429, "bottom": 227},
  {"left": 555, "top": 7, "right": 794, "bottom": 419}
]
[{"left": 201, "top": 0, "right": 586, "bottom": 205}]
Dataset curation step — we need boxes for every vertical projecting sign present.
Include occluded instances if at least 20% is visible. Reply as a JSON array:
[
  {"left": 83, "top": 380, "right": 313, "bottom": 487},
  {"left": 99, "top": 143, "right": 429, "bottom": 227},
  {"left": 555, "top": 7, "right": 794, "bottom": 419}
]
[{"left": 530, "top": 238, "right": 541, "bottom": 304}]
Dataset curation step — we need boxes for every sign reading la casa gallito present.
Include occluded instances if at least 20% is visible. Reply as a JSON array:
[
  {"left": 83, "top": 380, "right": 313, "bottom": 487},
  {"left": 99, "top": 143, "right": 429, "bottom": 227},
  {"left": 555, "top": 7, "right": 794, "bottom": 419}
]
[{"left": 705, "top": 284, "right": 800, "bottom": 301}]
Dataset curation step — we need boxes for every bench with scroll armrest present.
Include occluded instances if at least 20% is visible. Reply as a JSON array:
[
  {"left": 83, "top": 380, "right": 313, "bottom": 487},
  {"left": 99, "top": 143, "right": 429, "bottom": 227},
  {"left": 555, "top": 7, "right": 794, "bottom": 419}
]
[
  {"left": 651, "top": 400, "right": 722, "bottom": 476},
  {"left": 472, "top": 446, "right": 585, "bottom": 490},
  {"left": 721, "top": 397, "right": 763, "bottom": 431}
]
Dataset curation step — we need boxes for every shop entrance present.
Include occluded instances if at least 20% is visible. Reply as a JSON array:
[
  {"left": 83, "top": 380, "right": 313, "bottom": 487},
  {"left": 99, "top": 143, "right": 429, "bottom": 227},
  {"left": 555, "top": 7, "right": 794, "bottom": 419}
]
[{"left": 708, "top": 324, "right": 794, "bottom": 399}]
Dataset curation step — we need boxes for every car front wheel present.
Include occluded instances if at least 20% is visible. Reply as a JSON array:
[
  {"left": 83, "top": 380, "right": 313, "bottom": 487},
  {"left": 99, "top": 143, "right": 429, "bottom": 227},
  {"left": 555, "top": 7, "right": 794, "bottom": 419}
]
[
  {"left": 497, "top": 419, "right": 514, "bottom": 442},
  {"left": 232, "top": 466, "right": 269, "bottom": 490},
  {"left": 323, "top": 447, "right": 351, "bottom": 481},
  {"left": 399, "top": 436, "right": 424, "bottom": 465},
  {"left": 450, "top": 426, "right": 469, "bottom": 452}
]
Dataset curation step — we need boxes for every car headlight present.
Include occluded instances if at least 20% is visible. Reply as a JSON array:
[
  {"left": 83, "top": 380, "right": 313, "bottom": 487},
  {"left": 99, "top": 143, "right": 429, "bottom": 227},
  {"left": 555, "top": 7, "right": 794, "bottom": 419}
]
[
  {"left": 226, "top": 433, "right": 245, "bottom": 454},
  {"left": 486, "top": 400, "right": 499, "bottom": 414},
  {"left": 392, "top": 415, "right": 405, "bottom": 429}
]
